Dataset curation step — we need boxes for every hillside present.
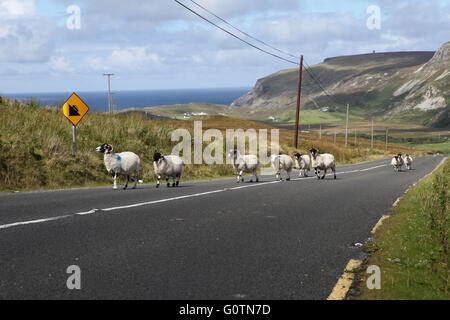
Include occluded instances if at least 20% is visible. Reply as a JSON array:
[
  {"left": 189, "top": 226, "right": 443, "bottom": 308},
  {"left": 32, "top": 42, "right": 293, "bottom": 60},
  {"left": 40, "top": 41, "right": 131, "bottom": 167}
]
[
  {"left": 231, "top": 42, "right": 450, "bottom": 127},
  {"left": 0, "top": 96, "right": 420, "bottom": 191}
]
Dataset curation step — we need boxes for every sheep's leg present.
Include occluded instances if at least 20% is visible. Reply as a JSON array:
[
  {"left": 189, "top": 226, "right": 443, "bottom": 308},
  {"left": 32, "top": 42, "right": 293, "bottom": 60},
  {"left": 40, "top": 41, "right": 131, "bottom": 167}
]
[
  {"left": 123, "top": 175, "right": 129, "bottom": 189},
  {"left": 254, "top": 170, "right": 259, "bottom": 183},
  {"left": 237, "top": 170, "right": 244, "bottom": 183},
  {"left": 172, "top": 176, "right": 176, "bottom": 188},
  {"left": 315, "top": 168, "right": 320, "bottom": 180},
  {"left": 132, "top": 172, "right": 138, "bottom": 189},
  {"left": 276, "top": 172, "right": 280, "bottom": 181},
  {"left": 166, "top": 177, "right": 170, "bottom": 187},
  {"left": 332, "top": 166, "right": 337, "bottom": 180},
  {"left": 286, "top": 170, "right": 291, "bottom": 181},
  {"left": 156, "top": 175, "right": 161, "bottom": 188},
  {"left": 321, "top": 168, "right": 327, "bottom": 180},
  {"left": 113, "top": 173, "right": 118, "bottom": 190},
  {"left": 176, "top": 174, "right": 180, "bottom": 187}
]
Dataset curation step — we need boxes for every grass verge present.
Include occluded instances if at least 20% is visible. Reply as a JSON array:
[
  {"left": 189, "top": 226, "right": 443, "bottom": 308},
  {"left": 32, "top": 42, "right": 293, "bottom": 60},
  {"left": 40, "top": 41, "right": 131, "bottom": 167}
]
[{"left": 354, "top": 157, "right": 450, "bottom": 300}]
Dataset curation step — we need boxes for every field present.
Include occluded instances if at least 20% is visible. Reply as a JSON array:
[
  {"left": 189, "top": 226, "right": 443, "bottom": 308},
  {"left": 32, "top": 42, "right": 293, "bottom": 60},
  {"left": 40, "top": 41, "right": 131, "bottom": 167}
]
[
  {"left": 0, "top": 96, "right": 421, "bottom": 192},
  {"left": 127, "top": 103, "right": 449, "bottom": 155},
  {"left": 355, "top": 158, "right": 450, "bottom": 300},
  {"left": 274, "top": 120, "right": 450, "bottom": 154}
]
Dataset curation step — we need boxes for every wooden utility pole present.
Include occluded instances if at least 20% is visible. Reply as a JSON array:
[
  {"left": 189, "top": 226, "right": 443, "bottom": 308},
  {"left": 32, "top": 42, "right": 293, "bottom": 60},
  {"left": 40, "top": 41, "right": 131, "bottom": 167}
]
[
  {"left": 354, "top": 128, "right": 357, "bottom": 145},
  {"left": 319, "top": 124, "right": 322, "bottom": 140},
  {"left": 294, "top": 55, "right": 304, "bottom": 149},
  {"left": 345, "top": 104, "right": 349, "bottom": 147},
  {"left": 385, "top": 128, "right": 389, "bottom": 151},
  {"left": 371, "top": 119, "right": 374, "bottom": 149},
  {"left": 334, "top": 132, "right": 337, "bottom": 144}
]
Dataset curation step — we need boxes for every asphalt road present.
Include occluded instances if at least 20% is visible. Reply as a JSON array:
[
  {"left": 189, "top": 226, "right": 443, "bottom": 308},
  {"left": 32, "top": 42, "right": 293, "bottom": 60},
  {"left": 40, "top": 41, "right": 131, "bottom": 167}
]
[{"left": 0, "top": 156, "right": 445, "bottom": 299}]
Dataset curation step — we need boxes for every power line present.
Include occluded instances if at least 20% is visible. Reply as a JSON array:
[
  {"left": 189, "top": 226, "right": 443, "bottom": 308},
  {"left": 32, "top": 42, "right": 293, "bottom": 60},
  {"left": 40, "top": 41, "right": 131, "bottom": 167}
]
[
  {"left": 188, "top": 0, "right": 298, "bottom": 59},
  {"left": 174, "top": 0, "right": 300, "bottom": 65},
  {"left": 176, "top": 0, "right": 343, "bottom": 109},
  {"left": 303, "top": 60, "right": 341, "bottom": 106}
]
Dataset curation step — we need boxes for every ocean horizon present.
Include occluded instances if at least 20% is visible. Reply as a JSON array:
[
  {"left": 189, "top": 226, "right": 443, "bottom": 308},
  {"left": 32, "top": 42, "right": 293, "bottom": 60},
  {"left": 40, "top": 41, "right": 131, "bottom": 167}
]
[{"left": 2, "top": 87, "right": 251, "bottom": 113}]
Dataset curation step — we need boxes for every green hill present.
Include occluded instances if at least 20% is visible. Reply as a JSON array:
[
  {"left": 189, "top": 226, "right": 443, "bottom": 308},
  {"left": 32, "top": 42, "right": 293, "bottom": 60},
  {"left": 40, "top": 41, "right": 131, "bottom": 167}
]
[{"left": 231, "top": 42, "right": 450, "bottom": 127}]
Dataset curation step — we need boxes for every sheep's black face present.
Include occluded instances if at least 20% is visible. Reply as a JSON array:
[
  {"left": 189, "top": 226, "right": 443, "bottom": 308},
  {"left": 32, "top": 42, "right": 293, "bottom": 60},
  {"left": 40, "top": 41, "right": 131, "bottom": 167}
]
[
  {"left": 309, "top": 148, "right": 318, "bottom": 159},
  {"left": 96, "top": 143, "right": 112, "bottom": 154},
  {"left": 294, "top": 152, "right": 302, "bottom": 160},
  {"left": 228, "top": 149, "right": 238, "bottom": 159},
  {"left": 153, "top": 152, "right": 163, "bottom": 162}
]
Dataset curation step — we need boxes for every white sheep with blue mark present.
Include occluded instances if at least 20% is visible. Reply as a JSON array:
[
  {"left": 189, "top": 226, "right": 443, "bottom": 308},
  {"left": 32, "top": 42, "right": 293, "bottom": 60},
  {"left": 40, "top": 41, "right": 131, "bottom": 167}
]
[{"left": 96, "top": 143, "right": 142, "bottom": 190}]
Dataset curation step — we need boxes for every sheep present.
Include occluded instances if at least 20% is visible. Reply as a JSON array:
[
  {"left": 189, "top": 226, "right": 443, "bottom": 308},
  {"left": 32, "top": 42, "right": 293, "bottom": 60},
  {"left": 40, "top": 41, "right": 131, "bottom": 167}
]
[
  {"left": 309, "top": 148, "right": 337, "bottom": 180},
  {"left": 391, "top": 154, "right": 405, "bottom": 172},
  {"left": 228, "top": 149, "right": 259, "bottom": 183},
  {"left": 293, "top": 152, "right": 311, "bottom": 177},
  {"left": 270, "top": 154, "right": 293, "bottom": 181},
  {"left": 403, "top": 154, "right": 413, "bottom": 170},
  {"left": 96, "top": 143, "right": 142, "bottom": 190},
  {"left": 153, "top": 152, "right": 184, "bottom": 188}
]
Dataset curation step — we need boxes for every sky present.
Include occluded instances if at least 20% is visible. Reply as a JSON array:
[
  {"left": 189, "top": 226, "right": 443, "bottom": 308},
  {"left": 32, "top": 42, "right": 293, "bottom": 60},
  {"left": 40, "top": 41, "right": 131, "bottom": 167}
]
[{"left": 1, "top": 0, "right": 450, "bottom": 93}]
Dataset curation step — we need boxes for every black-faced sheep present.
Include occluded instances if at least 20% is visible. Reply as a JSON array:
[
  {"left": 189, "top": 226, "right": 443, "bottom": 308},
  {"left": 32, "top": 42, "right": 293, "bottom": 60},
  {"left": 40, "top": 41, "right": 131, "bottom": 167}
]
[
  {"left": 391, "top": 154, "right": 405, "bottom": 172},
  {"left": 270, "top": 154, "right": 293, "bottom": 181},
  {"left": 228, "top": 150, "right": 259, "bottom": 183},
  {"left": 293, "top": 152, "right": 311, "bottom": 177},
  {"left": 309, "top": 148, "right": 337, "bottom": 180},
  {"left": 403, "top": 154, "right": 413, "bottom": 170},
  {"left": 153, "top": 152, "right": 184, "bottom": 188},
  {"left": 96, "top": 143, "right": 141, "bottom": 190}
]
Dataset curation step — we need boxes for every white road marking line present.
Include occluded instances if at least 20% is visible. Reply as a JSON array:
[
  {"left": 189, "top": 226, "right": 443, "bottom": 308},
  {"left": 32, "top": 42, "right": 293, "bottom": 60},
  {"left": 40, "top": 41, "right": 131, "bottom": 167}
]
[
  {"left": 0, "top": 215, "right": 73, "bottom": 230},
  {"left": 0, "top": 163, "right": 399, "bottom": 231}
]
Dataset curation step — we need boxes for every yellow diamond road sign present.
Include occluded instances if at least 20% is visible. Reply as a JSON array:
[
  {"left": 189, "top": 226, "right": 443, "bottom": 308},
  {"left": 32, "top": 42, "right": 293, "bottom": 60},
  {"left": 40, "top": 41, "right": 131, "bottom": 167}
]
[{"left": 62, "top": 92, "right": 89, "bottom": 126}]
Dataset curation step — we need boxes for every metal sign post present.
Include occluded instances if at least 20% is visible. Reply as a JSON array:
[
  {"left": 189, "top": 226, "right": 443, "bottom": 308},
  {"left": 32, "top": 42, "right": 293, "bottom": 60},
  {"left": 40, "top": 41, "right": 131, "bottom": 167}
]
[
  {"left": 62, "top": 93, "right": 90, "bottom": 154},
  {"left": 72, "top": 125, "right": 78, "bottom": 153}
]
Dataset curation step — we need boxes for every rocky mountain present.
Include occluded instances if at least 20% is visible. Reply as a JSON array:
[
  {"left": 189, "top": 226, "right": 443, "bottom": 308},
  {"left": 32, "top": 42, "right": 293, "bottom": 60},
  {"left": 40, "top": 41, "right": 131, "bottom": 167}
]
[{"left": 232, "top": 42, "right": 450, "bottom": 127}]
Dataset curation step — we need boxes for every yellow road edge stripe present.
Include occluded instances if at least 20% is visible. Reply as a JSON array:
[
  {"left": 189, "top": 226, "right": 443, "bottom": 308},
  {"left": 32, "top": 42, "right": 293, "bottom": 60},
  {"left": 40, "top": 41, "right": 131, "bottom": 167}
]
[
  {"left": 327, "top": 259, "right": 363, "bottom": 300},
  {"left": 371, "top": 215, "right": 390, "bottom": 235}
]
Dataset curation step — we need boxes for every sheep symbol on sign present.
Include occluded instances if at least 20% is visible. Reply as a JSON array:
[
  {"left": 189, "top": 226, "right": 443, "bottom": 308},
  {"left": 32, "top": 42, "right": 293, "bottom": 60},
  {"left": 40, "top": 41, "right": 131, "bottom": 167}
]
[
  {"left": 62, "top": 93, "right": 89, "bottom": 126},
  {"left": 68, "top": 104, "right": 80, "bottom": 116}
]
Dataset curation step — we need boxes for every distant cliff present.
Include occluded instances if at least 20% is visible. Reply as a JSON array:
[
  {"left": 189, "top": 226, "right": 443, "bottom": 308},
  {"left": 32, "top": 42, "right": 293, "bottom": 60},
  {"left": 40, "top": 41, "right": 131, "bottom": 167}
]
[{"left": 232, "top": 42, "right": 450, "bottom": 127}]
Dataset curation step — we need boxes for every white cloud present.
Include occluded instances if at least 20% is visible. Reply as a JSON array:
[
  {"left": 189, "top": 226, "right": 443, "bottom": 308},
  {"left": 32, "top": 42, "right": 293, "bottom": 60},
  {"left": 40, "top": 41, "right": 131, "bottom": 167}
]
[
  {"left": 48, "top": 56, "right": 74, "bottom": 73},
  {"left": 2, "top": 0, "right": 450, "bottom": 92},
  {"left": 0, "top": 0, "right": 55, "bottom": 63},
  {"left": 0, "top": 0, "right": 35, "bottom": 18},
  {"left": 86, "top": 47, "right": 162, "bottom": 72}
]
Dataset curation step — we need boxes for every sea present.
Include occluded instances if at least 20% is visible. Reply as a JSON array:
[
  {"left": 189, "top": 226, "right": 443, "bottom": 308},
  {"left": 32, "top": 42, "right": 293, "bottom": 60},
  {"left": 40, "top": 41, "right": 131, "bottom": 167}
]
[{"left": 3, "top": 87, "right": 251, "bottom": 113}]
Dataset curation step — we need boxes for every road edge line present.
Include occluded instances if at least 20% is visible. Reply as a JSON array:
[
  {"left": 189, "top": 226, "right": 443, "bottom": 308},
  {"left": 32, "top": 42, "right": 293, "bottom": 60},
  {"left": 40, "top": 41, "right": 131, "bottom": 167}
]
[
  {"left": 327, "top": 259, "right": 363, "bottom": 300},
  {"left": 328, "top": 156, "right": 448, "bottom": 301},
  {"left": 371, "top": 215, "right": 390, "bottom": 235}
]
